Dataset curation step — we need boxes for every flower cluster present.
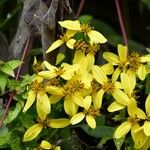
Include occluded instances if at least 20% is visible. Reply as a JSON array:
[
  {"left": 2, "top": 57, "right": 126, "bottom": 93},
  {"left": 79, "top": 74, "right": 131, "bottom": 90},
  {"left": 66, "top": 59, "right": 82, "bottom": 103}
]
[{"left": 22, "top": 20, "right": 150, "bottom": 149}]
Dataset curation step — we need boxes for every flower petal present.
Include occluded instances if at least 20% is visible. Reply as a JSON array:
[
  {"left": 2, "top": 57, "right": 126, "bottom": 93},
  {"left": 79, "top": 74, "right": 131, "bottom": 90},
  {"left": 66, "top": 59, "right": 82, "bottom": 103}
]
[
  {"left": 88, "top": 30, "right": 107, "bottom": 44},
  {"left": 83, "top": 96, "right": 92, "bottom": 110},
  {"left": 49, "top": 95, "right": 62, "bottom": 104},
  {"left": 103, "top": 52, "right": 119, "bottom": 65},
  {"left": 46, "top": 86, "right": 63, "bottom": 95},
  {"left": 23, "top": 124, "right": 43, "bottom": 142},
  {"left": 92, "top": 65, "right": 108, "bottom": 84},
  {"left": 48, "top": 118, "right": 70, "bottom": 128},
  {"left": 145, "top": 95, "right": 150, "bottom": 115},
  {"left": 86, "top": 53, "right": 95, "bottom": 71},
  {"left": 36, "top": 92, "right": 50, "bottom": 120},
  {"left": 114, "top": 121, "right": 132, "bottom": 139},
  {"left": 112, "top": 89, "right": 130, "bottom": 106},
  {"left": 56, "top": 53, "right": 65, "bottom": 65},
  {"left": 58, "top": 20, "right": 81, "bottom": 30},
  {"left": 86, "top": 115, "right": 96, "bottom": 129},
  {"left": 140, "top": 54, "right": 150, "bottom": 62},
  {"left": 112, "top": 68, "right": 121, "bottom": 82},
  {"left": 94, "top": 89, "right": 105, "bottom": 109},
  {"left": 101, "top": 63, "right": 114, "bottom": 75},
  {"left": 66, "top": 39, "right": 76, "bottom": 49},
  {"left": 127, "top": 97, "right": 137, "bottom": 117},
  {"left": 118, "top": 44, "right": 127, "bottom": 62},
  {"left": 143, "top": 121, "right": 150, "bottom": 136},
  {"left": 40, "top": 141, "right": 52, "bottom": 149},
  {"left": 72, "top": 94, "right": 84, "bottom": 107},
  {"left": 64, "top": 97, "right": 78, "bottom": 116},
  {"left": 138, "top": 64, "right": 146, "bottom": 80},
  {"left": 44, "top": 61, "right": 57, "bottom": 71},
  {"left": 70, "top": 112, "right": 85, "bottom": 125},
  {"left": 108, "top": 101, "right": 125, "bottom": 112},
  {"left": 38, "top": 71, "right": 57, "bottom": 79},
  {"left": 46, "top": 39, "right": 64, "bottom": 53},
  {"left": 23, "top": 90, "right": 36, "bottom": 112}
]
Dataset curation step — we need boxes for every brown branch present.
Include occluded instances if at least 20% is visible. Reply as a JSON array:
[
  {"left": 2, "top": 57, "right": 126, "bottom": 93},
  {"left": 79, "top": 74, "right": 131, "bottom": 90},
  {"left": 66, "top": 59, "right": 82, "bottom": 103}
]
[
  {"left": 115, "top": 0, "right": 128, "bottom": 46},
  {"left": 75, "top": 0, "right": 85, "bottom": 18},
  {"left": 0, "top": 36, "right": 31, "bottom": 128}
]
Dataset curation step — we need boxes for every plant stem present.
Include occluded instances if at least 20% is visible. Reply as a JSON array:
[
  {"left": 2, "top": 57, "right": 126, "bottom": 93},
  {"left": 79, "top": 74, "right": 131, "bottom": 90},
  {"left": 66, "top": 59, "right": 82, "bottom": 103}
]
[
  {"left": 115, "top": 0, "right": 128, "bottom": 46},
  {"left": 0, "top": 36, "right": 31, "bottom": 128},
  {"left": 75, "top": 0, "right": 85, "bottom": 18}
]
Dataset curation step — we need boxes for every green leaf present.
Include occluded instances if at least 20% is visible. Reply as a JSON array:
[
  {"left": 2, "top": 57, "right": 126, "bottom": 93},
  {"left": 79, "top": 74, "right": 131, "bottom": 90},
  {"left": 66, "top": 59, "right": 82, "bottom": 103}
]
[
  {"left": 77, "top": 124, "right": 114, "bottom": 138},
  {"left": 0, "top": 63, "right": 15, "bottom": 77},
  {"left": 20, "top": 74, "right": 35, "bottom": 87},
  {"left": 0, "top": 127, "right": 11, "bottom": 147},
  {"left": 0, "top": 72, "right": 8, "bottom": 94},
  {"left": 6, "top": 60, "right": 22, "bottom": 69},
  {"left": 96, "top": 115, "right": 105, "bottom": 126},
  {"left": 145, "top": 74, "right": 150, "bottom": 94},
  {"left": 114, "top": 136, "right": 125, "bottom": 150},
  {"left": 97, "top": 136, "right": 112, "bottom": 149},
  {"left": 4, "top": 101, "right": 23, "bottom": 124},
  {"left": 60, "top": 127, "right": 72, "bottom": 140},
  {"left": 79, "top": 15, "right": 93, "bottom": 23}
]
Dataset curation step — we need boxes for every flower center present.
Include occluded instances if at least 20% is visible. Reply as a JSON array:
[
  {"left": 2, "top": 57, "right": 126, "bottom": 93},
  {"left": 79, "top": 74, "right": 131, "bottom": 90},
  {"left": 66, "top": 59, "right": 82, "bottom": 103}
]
[
  {"left": 31, "top": 80, "right": 44, "bottom": 91},
  {"left": 45, "top": 78, "right": 60, "bottom": 86},
  {"left": 80, "top": 24, "right": 93, "bottom": 34},
  {"left": 86, "top": 43, "right": 100, "bottom": 54},
  {"left": 85, "top": 106, "right": 100, "bottom": 117},
  {"left": 63, "top": 80, "right": 84, "bottom": 95},
  {"left": 74, "top": 40, "right": 89, "bottom": 53},
  {"left": 102, "top": 81, "right": 115, "bottom": 94},
  {"left": 60, "top": 34, "right": 69, "bottom": 42},
  {"left": 91, "top": 80, "right": 101, "bottom": 92},
  {"left": 56, "top": 67, "right": 65, "bottom": 76},
  {"left": 128, "top": 53, "right": 141, "bottom": 71},
  {"left": 128, "top": 116, "right": 139, "bottom": 125}
]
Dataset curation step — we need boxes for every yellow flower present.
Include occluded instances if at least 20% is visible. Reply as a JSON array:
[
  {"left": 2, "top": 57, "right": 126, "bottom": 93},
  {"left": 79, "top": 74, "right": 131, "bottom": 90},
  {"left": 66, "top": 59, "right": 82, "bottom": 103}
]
[
  {"left": 38, "top": 61, "right": 80, "bottom": 80},
  {"left": 127, "top": 53, "right": 150, "bottom": 80},
  {"left": 92, "top": 65, "right": 130, "bottom": 109},
  {"left": 70, "top": 96, "right": 100, "bottom": 129},
  {"left": 103, "top": 44, "right": 128, "bottom": 81},
  {"left": 46, "top": 30, "right": 77, "bottom": 53},
  {"left": 58, "top": 20, "right": 107, "bottom": 44},
  {"left": 40, "top": 140, "right": 61, "bottom": 150}
]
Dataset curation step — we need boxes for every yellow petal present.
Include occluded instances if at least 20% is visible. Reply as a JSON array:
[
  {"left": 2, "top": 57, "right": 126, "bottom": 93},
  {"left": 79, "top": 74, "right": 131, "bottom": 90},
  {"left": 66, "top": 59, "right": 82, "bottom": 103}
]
[
  {"left": 114, "top": 81, "right": 123, "bottom": 89},
  {"left": 108, "top": 101, "right": 125, "bottom": 112},
  {"left": 114, "top": 121, "right": 132, "bottom": 139},
  {"left": 64, "top": 97, "right": 78, "bottom": 116},
  {"left": 49, "top": 95, "right": 62, "bottom": 104},
  {"left": 92, "top": 65, "right": 108, "bottom": 84},
  {"left": 86, "top": 53, "right": 95, "bottom": 71},
  {"left": 145, "top": 95, "right": 150, "bottom": 115},
  {"left": 61, "top": 64, "right": 80, "bottom": 80},
  {"left": 73, "top": 51, "right": 85, "bottom": 65},
  {"left": 72, "top": 94, "right": 84, "bottom": 107},
  {"left": 103, "top": 52, "right": 119, "bottom": 65},
  {"left": 66, "top": 29, "right": 77, "bottom": 38},
  {"left": 140, "top": 54, "right": 150, "bottom": 62},
  {"left": 46, "top": 86, "right": 63, "bottom": 95},
  {"left": 138, "top": 64, "right": 146, "bottom": 80},
  {"left": 70, "top": 112, "right": 85, "bottom": 125},
  {"left": 66, "top": 39, "right": 76, "bottom": 49},
  {"left": 40, "top": 141, "right": 52, "bottom": 149},
  {"left": 101, "top": 63, "right": 114, "bottom": 75},
  {"left": 88, "top": 30, "right": 107, "bottom": 44},
  {"left": 48, "top": 118, "right": 70, "bottom": 128},
  {"left": 131, "top": 124, "right": 147, "bottom": 149},
  {"left": 23, "top": 90, "right": 36, "bottom": 112},
  {"left": 118, "top": 44, "right": 127, "bottom": 62},
  {"left": 44, "top": 61, "right": 57, "bottom": 71},
  {"left": 112, "top": 68, "right": 121, "bottom": 82},
  {"left": 56, "top": 53, "right": 65, "bottom": 65},
  {"left": 54, "top": 146, "right": 61, "bottom": 150},
  {"left": 58, "top": 20, "right": 81, "bottom": 30},
  {"left": 86, "top": 115, "right": 96, "bottom": 129},
  {"left": 144, "top": 121, "right": 150, "bottom": 136},
  {"left": 46, "top": 39, "right": 64, "bottom": 53},
  {"left": 112, "top": 89, "right": 130, "bottom": 106},
  {"left": 135, "top": 108, "right": 146, "bottom": 119},
  {"left": 38, "top": 71, "right": 57, "bottom": 79},
  {"left": 121, "top": 73, "right": 135, "bottom": 96},
  {"left": 127, "top": 97, "right": 137, "bottom": 117},
  {"left": 36, "top": 92, "right": 50, "bottom": 120},
  {"left": 23, "top": 124, "right": 43, "bottom": 142},
  {"left": 83, "top": 96, "right": 92, "bottom": 110},
  {"left": 94, "top": 89, "right": 105, "bottom": 109}
]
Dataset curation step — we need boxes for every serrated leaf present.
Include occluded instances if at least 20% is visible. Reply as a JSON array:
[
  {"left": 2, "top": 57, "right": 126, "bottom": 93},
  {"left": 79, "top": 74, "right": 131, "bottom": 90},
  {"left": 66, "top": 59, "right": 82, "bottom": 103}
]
[
  {"left": 0, "top": 63, "right": 15, "bottom": 77},
  {"left": 79, "top": 15, "right": 93, "bottom": 23},
  {"left": 6, "top": 60, "right": 22, "bottom": 69},
  {"left": 4, "top": 101, "right": 23, "bottom": 124},
  {"left": 0, "top": 72, "right": 8, "bottom": 93}
]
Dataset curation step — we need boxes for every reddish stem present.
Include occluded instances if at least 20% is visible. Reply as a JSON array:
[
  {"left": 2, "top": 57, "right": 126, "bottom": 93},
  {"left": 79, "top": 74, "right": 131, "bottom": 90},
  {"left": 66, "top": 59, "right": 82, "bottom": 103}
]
[
  {"left": 76, "top": 0, "right": 85, "bottom": 18},
  {"left": 115, "top": 0, "right": 128, "bottom": 46},
  {"left": 0, "top": 36, "right": 31, "bottom": 128}
]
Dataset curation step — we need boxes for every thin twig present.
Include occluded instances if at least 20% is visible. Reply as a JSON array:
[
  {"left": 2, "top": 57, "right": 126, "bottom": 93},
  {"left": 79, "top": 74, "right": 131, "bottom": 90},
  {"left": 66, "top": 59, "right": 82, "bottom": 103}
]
[
  {"left": 75, "top": 0, "right": 85, "bottom": 18},
  {"left": 115, "top": 0, "right": 128, "bottom": 46},
  {"left": 0, "top": 36, "right": 31, "bottom": 128}
]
